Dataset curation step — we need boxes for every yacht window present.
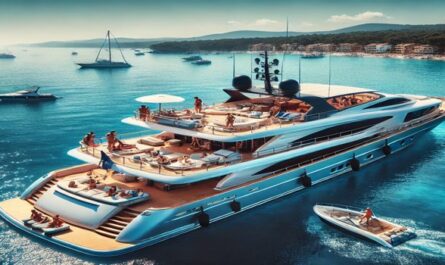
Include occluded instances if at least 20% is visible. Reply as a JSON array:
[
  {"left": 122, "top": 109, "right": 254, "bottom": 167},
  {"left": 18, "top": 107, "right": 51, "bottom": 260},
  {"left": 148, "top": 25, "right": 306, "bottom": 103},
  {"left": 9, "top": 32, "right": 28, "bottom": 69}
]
[
  {"left": 292, "top": 116, "right": 392, "bottom": 145},
  {"left": 366, "top": 154, "right": 374, "bottom": 160},
  {"left": 404, "top": 106, "right": 437, "bottom": 122},
  {"left": 337, "top": 164, "right": 344, "bottom": 170},
  {"left": 365, "top": 98, "right": 410, "bottom": 109}
]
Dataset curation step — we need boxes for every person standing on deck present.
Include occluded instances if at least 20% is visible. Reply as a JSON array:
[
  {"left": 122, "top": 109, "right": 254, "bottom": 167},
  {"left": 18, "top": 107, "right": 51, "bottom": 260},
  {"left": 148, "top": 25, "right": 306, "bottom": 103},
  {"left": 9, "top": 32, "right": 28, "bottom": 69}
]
[{"left": 194, "top": 97, "right": 202, "bottom": 113}]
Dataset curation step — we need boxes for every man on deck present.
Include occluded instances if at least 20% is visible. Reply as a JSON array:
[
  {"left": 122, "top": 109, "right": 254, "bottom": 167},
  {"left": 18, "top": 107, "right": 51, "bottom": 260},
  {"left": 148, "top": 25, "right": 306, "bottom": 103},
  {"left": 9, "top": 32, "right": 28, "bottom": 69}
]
[{"left": 194, "top": 97, "right": 202, "bottom": 113}]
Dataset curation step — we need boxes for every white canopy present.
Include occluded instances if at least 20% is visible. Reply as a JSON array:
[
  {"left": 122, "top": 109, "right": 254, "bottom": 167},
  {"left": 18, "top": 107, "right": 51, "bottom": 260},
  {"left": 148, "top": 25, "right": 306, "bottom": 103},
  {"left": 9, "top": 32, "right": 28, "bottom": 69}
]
[
  {"left": 135, "top": 94, "right": 185, "bottom": 111},
  {"left": 136, "top": 94, "right": 185, "bottom": 104}
]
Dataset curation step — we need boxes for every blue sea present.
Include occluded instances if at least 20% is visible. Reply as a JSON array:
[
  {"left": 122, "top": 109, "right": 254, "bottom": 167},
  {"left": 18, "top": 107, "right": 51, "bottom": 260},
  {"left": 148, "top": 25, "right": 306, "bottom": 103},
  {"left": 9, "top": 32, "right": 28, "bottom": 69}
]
[{"left": 0, "top": 48, "right": 444, "bottom": 265}]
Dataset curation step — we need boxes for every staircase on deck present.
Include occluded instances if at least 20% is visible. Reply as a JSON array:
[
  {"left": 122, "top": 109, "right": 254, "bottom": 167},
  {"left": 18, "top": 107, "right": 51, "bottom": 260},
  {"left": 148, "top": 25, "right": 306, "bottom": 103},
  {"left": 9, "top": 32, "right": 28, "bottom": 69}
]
[
  {"left": 95, "top": 208, "right": 141, "bottom": 239},
  {"left": 26, "top": 178, "right": 58, "bottom": 205}
]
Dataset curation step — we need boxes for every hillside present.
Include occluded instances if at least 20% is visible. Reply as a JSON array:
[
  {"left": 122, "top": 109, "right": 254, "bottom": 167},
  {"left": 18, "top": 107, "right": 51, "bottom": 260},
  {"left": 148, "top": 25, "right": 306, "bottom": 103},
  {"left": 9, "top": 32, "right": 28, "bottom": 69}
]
[
  {"left": 27, "top": 23, "right": 445, "bottom": 48},
  {"left": 150, "top": 25, "right": 445, "bottom": 53}
]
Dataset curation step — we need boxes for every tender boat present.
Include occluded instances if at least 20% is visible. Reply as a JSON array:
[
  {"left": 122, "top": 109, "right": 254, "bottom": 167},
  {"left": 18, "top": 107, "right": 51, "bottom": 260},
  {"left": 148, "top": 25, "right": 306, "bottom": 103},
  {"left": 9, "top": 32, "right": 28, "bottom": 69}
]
[
  {"left": 71, "top": 51, "right": 78, "bottom": 56},
  {"left": 0, "top": 50, "right": 443, "bottom": 256},
  {"left": 77, "top": 30, "right": 131, "bottom": 69},
  {"left": 313, "top": 204, "right": 417, "bottom": 247},
  {"left": 182, "top": 55, "right": 202, "bottom": 62},
  {"left": 191, "top": 59, "right": 211, "bottom": 65},
  {"left": 134, "top": 52, "right": 145, "bottom": 56},
  {"left": 0, "top": 53, "right": 15, "bottom": 59},
  {"left": 0, "top": 86, "right": 59, "bottom": 102}
]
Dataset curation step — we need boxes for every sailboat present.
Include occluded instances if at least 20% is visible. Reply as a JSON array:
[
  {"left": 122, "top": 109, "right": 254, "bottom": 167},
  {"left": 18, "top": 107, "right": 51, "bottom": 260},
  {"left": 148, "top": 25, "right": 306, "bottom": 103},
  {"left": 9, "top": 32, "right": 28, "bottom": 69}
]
[{"left": 77, "top": 30, "right": 131, "bottom": 69}]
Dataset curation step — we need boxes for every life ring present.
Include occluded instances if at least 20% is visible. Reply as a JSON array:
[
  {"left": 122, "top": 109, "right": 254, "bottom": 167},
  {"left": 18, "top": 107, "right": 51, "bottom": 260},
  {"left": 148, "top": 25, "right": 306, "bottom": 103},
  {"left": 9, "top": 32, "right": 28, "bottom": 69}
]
[
  {"left": 382, "top": 145, "right": 392, "bottom": 156},
  {"left": 298, "top": 172, "right": 312, "bottom": 188},
  {"left": 230, "top": 200, "right": 241, "bottom": 212},
  {"left": 198, "top": 209, "right": 210, "bottom": 227},
  {"left": 350, "top": 157, "right": 360, "bottom": 171}
]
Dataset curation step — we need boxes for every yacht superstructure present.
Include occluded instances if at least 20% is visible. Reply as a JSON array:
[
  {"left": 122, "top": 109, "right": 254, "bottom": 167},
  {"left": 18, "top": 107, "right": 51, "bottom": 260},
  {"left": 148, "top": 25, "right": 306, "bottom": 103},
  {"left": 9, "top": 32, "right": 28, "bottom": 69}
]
[{"left": 0, "top": 53, "right": 444, "bottom": 256}]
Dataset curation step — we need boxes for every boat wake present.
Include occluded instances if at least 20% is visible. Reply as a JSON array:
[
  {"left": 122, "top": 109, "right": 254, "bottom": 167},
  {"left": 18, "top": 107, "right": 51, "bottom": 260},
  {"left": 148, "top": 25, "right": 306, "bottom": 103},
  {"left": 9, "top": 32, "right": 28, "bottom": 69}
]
[{"left": 306, "top": 216, "right": 445, "bottom": 263}]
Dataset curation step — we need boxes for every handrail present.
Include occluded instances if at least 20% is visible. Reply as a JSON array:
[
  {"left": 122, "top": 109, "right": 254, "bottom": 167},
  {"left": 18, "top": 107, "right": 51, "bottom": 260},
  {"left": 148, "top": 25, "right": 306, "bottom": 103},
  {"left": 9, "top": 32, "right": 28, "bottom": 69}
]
[
  {"left": 133, "top": 107, "right": 339, "bottom": 135},
  {"left": 82, "top": 110, "right": 443, "bottom": 177}
]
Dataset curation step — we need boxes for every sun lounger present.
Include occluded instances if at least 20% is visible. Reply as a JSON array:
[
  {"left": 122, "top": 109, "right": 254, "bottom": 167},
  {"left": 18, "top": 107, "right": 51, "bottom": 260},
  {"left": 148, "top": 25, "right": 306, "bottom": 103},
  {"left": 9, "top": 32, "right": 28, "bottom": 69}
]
[
  {"left": 202, "top": 149, "right": 241, "bottom": 164},
  {"left": 138, "top": 136, "right": 165, "bottom": 146},
  {"left": 164, "top": 159, "right": 206, "bottom": 170},
  {"left": 112, "top": 147, "right": 152, "bottom": 156},
  {"left": 43, "top": 224, "right": 70, "bottom": 236}
]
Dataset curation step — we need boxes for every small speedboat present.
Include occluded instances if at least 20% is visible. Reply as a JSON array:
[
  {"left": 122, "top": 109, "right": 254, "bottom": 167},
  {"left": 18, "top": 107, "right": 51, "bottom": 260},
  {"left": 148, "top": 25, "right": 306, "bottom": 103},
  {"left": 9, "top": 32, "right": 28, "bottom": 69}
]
[
  {"left": 191, "top": 59, "right": 212, "bottom": 65},
  {"left": 313, "top": 204, "right": 416, "bottom": 248},
  {"left": 135, "top": 52, "right": 145, "bottom": 56},
  {"left": 0, "top": 53, "right": 15, "bottom": 59},
  {"left": 0, "top": 86, "right": 59, "bottom": 102},
  {"left": 182, "top": 55, "right": 202, "bottom": 62},
  {"left": 71, "top": 51, "right": 78, "bottom": 56}
]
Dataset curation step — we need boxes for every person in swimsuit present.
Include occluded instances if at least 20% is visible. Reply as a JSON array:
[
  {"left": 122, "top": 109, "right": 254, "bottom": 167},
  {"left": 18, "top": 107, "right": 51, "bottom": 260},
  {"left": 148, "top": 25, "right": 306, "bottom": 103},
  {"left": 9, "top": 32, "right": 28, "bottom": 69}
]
[
  {"left": 194, "top": 97, "right": 203, "bottom": 113},
  {"left": 106, "top": 131, "right": 116, "bottom": 152},
  {"left": 48, "top": 215, "right": 64, "bottom": 228}
]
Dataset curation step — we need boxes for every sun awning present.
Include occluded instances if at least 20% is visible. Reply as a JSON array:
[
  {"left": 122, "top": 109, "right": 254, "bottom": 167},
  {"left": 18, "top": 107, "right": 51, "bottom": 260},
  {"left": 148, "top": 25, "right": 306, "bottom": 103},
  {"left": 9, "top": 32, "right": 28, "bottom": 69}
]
[{"left": 135, "top": 94, "right": 185, "bottom": 111}]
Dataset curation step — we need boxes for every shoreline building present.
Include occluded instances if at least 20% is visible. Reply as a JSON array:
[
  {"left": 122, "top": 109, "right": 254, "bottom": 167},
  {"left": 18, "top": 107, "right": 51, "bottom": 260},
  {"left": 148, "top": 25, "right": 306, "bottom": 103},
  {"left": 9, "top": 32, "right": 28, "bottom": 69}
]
[{"left": 364, "top": 43, "right": 392, "bottom": 54}]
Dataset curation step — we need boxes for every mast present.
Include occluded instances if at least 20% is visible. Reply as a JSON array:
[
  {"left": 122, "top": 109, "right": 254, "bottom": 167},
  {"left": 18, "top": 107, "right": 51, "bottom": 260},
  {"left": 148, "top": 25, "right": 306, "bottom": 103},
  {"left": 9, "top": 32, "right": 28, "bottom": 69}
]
[
  {"left": 264, "top": 50, "right": 272, "bottom": 94},
  {"left": 328, "top": 54, "right": 332, "bottom": 97},
  {"left": 107, "top": 30, "right": 112, "bottom": 62},
  {"left": 232, "top": 53, "right": 236, "bottom": 78},
  {"left": 281, "top": 17, "right": 288, "bottom": 80}
]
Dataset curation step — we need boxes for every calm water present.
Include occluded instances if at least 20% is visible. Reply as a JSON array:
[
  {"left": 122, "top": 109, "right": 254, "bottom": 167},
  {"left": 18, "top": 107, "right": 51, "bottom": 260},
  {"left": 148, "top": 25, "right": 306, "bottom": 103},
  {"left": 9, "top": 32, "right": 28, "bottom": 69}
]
[{"left": 0, "top": 48, "right": 444, "bottom": 265}]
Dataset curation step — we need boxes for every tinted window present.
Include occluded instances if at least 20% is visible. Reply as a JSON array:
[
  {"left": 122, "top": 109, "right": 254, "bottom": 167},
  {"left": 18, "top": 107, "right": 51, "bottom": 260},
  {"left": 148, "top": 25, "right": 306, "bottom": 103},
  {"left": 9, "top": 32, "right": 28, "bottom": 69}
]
[
  {"left": 404, "top": 106, "right": 437, "bottom": 122},
  {"left": 292, "top": 116, "right": 392, "bottom": 144},
  {"left": 365, "top": 98, "right": 410, "bottom": 109}
]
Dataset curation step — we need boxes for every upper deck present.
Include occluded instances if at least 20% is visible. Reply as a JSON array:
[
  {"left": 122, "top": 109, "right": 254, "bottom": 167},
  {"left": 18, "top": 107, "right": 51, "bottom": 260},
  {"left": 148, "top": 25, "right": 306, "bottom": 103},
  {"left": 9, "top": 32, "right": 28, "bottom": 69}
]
[{"left": 123, "top": 84, "right": 382, "bottom": 141}]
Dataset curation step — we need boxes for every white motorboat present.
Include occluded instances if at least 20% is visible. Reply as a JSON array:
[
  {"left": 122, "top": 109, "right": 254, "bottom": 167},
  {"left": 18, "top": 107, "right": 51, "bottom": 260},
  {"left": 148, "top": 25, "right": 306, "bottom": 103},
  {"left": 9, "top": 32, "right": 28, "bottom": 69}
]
[{"left": 313, "top": 204, "right": 417, "bottom": 247}]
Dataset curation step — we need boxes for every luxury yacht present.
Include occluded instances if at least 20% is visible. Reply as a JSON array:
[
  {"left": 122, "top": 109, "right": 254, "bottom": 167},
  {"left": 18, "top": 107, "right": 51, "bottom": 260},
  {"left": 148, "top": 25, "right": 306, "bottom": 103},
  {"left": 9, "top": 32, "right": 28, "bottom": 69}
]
[
  {"left": 0, "top": 52, "right": 444, "bottom": 257},
  {"left": 0, "top": 86, "right": 59, "bottom": 102},
  {"left": 77, "top": 30, "right": 131, "bottom": 69},
  {"left": 0, "top": 53, "right": 16, "bottom": 59}
]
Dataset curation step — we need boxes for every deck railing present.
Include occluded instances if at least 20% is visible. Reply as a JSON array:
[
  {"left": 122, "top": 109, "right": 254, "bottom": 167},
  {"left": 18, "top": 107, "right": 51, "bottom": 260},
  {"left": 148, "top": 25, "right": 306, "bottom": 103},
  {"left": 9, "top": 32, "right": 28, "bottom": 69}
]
[
  {"left": 133, "top": 108, "right": 338, "bottom": 135},
  {"left": 80, "top": 109, "right": 443, "bottom": 177}
]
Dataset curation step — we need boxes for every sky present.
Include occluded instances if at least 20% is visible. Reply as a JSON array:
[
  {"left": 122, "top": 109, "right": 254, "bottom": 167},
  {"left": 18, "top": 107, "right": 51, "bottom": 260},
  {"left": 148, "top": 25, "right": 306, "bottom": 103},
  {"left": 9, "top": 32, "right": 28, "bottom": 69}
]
[{"left": 0, "top": 0, "right": 445, "bottom": 46}]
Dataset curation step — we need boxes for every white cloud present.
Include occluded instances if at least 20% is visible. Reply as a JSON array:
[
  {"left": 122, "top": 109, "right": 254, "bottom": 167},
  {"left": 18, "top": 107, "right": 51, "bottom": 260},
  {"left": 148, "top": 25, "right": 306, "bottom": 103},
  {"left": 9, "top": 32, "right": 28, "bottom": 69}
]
[
  {"left": 300, "top": 21, "right": 314, "bottom": 27},
  {"left": 328, "top": 11, "right": 389, "bottom": 23},
  {"left": 251, "top": 18, "right": 279, "bottom": 26},
  {"left": 227, "top": 20, "right": 242, "bottom": 26}
]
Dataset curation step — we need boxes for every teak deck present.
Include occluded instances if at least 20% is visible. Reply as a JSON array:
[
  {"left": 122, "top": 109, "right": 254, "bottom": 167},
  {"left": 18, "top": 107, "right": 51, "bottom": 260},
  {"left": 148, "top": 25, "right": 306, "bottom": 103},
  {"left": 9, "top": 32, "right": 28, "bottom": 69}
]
[{"left": 0, "top": 198, "right": 132, "bottom": 252}]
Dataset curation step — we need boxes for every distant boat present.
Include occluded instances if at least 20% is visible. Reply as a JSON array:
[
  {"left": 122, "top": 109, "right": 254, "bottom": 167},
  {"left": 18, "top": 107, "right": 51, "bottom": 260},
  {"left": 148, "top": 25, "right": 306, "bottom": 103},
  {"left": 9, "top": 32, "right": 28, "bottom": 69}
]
[
  {"left": 313, "top": 204, "right": 416, "bottom": 248},
  {"left": 77, "top": 30, "right": 131, "bottom": 69},
  {"left": 301, "top": 52, "right": 324, "bottom": 59},
  {"left": 0, "top": 86, "right": 59, "bottom": 102},
  {"left": 134, "top": 52, "right": 145, "bottom": 56},
  {"left": 0, "top": 53, "right": 15, "bottom": 59},
  {"left": 71, "top": 51, "right": 78, "bottom": 56},
  {"left": 191, "top": 59, "right": 212, "bottom": 65},
  {"left": 182, "top": 55, "right": 202, "bottom": 62}
]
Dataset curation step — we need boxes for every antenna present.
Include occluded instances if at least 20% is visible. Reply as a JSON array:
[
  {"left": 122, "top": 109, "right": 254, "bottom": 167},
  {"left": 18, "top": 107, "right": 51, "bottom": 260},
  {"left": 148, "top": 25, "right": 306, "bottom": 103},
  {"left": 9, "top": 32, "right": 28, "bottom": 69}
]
[
  {"left": 298, "top": 56, "right": 301, "bottom": 84},
  {"left": 328, "top": 54, "right": 332, "bottom": 97},
  {"left": 232, "top": 53, "right": 236, "bottom": 78},
  {"left": 250, "top": 53, "right": 253, "bottom": 80},
  {"left": 107, "top": 30, "right": 111, "bottom": 62},
  {"left": 281, "top": 17, "right": 288, "bottom": 80}
]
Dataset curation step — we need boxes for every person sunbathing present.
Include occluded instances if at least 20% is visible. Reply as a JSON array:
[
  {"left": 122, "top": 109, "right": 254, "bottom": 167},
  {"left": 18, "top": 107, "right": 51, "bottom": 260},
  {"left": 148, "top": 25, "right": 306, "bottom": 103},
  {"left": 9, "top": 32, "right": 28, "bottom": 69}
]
[
  {"left": 114, "top": 139, "right": 136, "bottom": 150},
  {"left": 68, "top": 180, "right": 78, "bottom": 188},
  {"left": 88, "top": 178, "right": 97, "bottom": 189},
  {"left": 82, "top": 133, "right": 91, "bottom": 146},
  {"left": 30, "top": 209, "right": 41, "bottom": 222},
  {"left": 48, "top": 215, "right": 64, "bottom": 228},
  {"left": 119, "top": 190, "right": 131, "bottom": 198},
  {"left": 106, "top": 185, "right": 118, "bottom": 197},
  {"left": 106, "top": 131, "right": 116, "bottom": 152},
  {"left": 88, "top": 132, "right": 99, "bottom": 147}
]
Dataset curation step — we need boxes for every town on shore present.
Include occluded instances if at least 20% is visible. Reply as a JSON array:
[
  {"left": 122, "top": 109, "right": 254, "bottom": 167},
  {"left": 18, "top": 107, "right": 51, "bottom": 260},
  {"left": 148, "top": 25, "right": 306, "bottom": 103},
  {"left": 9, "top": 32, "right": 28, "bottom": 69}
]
[{"left": 250, "top": 42, "right": 445, "bottom": 61}]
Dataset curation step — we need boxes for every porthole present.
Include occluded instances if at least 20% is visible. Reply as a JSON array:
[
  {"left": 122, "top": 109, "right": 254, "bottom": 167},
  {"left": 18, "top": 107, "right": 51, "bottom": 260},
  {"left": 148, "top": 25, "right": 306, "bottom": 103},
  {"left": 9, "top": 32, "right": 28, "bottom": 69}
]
[
  {"left": 366, "top": 154, "right": 374, "bottom": 160},
  {"left": 400, "top": 139, "right": 406, "bottom": 146},
  {"left": 337, "top": 164, "right": 344, "bottom": 170},
  {"left": 330, "top": 168, "right": 337, "bottom": 173}
]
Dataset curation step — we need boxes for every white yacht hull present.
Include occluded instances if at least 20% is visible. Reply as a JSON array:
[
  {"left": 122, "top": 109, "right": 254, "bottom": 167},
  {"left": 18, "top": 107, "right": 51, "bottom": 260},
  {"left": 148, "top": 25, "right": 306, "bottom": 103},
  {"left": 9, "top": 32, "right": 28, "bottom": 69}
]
[{"left": 1, "top": 113, "right": 442, "bottom": 256}]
